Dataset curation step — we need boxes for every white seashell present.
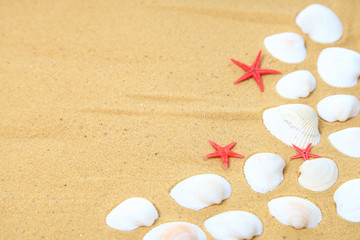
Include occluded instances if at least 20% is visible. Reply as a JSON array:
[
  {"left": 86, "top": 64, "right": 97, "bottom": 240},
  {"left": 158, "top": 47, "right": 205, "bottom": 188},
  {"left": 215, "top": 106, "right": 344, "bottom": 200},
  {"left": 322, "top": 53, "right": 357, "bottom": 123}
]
[
  {"left": 317, "top": 94, "right": 360, "bottom": 122},
  {"left": 264, "top": 32, "right": 307, "bottom": 63},
  {"left": 276, "top": 70, "right": 316, "bottom": 99},
  {"left": 143, "top": 222, "right": 206, "bottom": 240},
  {"left": 204, "top": 211, "right": 263, "bottom": 240},
  {"left": 298, "top": 158, "right": 338, "bottom": 191},
  {"left": 295, "top": 4, "right": 343, "bottom": 43},
  {"left": 244, "top": 153, "right": 285, "bottom": 193},
  {"left": 169, "top": 174, "right": 231, "bottom": 210},
  {"left": 106, "top": 197, "right": 158, "bottom": 231},
  {"left": 268, "top": 197, "right": 322, "bottom": 229},
  {"left": 317, "top": 47, "right": 360, "bottom": 88},
  {"left": 328, "top": 127, "right": 360, "bottom": 158},
  {"left": 262, "top": 104, "right": 321, "bottom": 148},
  {"left": 334, "top": 179, "right": 360, "bottom": 222}
]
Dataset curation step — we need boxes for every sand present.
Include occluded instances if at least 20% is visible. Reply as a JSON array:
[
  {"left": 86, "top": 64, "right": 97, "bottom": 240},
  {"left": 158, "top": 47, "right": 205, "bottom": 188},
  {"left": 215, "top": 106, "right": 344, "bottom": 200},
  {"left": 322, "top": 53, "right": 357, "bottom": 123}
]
[{"left": 1, "top": 0, "right": 359, "bottom": 239}]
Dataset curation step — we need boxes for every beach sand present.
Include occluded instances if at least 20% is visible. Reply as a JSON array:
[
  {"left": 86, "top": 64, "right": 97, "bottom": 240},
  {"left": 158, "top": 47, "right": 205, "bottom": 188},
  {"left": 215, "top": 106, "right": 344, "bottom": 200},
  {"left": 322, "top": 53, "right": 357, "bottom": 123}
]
[{"left": 1, "top": 0, "right": 359, "bottom": 239}]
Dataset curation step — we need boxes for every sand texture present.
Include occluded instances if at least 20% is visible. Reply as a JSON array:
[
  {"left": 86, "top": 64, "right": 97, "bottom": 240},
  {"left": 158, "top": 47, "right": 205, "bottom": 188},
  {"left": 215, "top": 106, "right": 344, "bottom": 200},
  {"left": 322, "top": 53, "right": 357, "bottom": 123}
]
[{"left": 1, "top": 0, "right": 360, "bottom": 239}]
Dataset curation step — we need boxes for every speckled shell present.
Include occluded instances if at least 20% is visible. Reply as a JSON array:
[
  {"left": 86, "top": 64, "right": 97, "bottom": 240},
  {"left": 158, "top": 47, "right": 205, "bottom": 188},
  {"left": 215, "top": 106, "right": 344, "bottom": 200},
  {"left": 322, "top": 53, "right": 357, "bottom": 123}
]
[
  {"left": 263, "top": 104, "right": 321, "bottom": 148},
  {"left": 244, "top": 153, "right": 285, "bottom": 193},
  {"left": 334, "top": 179, "right": 360, "bottom": 222},
  {"left": 328, "top": 127, "right": 360, "bottom": 158},
  {"left": 204, "top": 211, "right": 263, "bottom": 240},
  {"left": 296, "top": 4, "right": 343, "bottom": 43},
  {"left": 268, "top": 197, "right": 322, "bottom": 229},
  {"left": 317, "top": 47, "right": 360, "bottom": 88},
  {"left": 276, "top": 70, "right": 316, "bottom": 99},
  {"left": 298, "top": 158, "right": 338, "bottom": 192},
  {"left": 169, "top": 174, "right": 231, "bottom": 210},
  {"left": 264, "top": 32, "right": 307, "bottom": 63},
  {"left": 143, "top": 222, "right": 206, "bottom": 240},
  {"left": 106, "top": 197, "right": 158, "bottom": 231}
]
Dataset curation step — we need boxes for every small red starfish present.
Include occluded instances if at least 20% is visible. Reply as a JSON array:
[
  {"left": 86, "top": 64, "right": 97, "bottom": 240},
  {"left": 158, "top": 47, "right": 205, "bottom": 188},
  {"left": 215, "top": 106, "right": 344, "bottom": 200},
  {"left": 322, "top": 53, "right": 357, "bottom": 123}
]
[
  {"left": 290, "top": 143, "right": 321, "bottom": 161},
  {"left": 230, "top": 50, "right": 281, "bottom": 92},
  {"left": 205, "top": 140, "right": 244, "bottom": 167}
]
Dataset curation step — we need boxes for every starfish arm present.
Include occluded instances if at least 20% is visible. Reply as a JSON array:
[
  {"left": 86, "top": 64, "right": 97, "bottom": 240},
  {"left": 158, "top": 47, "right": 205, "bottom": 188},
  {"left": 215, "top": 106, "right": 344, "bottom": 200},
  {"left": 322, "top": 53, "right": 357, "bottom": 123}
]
[
  {"left": 230, "top": 59, "right": 251, "bottom": 71},
  {"left": 290, "top": 153, "right": 303, "bottom": 159},
  {"left": 292, "top": 144, "right": 303, "bottom": 153},
  {"left": 208, "top": 140, "right": 222, "bottom": 151},
  {"left": 228, "top": 151, "right": 245, "bottom": 158},
  {"left": 257, "top": 68, "right": 282, "bottom": 75},
  {"left": 308, "top": 153, "right": 321, "bottom": 158},
  {"left": 252, "top": 50, "right": 262, "bottom": 69},
  {"left": 224, "top": 142, "right": 237, "bottom": 150},
  {"left": 220, "top": 156, "right": 229, "bottom": 168},
  {"left": 205, "top": 152, "right": 221, "bottom": 158},
  {"left": 252, "top": 73, "right": 264, "bottom": 92},
  {"left": 305, "top": 143, "right": 312, "bottom": 152},
  {"left": 233, "top": 71, "right": 254, "bottom": 84}
]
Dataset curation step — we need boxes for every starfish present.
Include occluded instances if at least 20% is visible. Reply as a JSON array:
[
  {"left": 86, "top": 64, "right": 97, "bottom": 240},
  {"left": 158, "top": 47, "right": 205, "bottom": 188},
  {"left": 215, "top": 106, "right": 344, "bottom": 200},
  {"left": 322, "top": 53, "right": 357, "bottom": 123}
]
[
  {"left": 230, "top": 50, "right": 281, "bottom": 92},
  {"left": 205, "top": 140, "right": 244, "bottom": 167},
  {"left": 290, "top": 143, "right": 321, "bottom": 161}
]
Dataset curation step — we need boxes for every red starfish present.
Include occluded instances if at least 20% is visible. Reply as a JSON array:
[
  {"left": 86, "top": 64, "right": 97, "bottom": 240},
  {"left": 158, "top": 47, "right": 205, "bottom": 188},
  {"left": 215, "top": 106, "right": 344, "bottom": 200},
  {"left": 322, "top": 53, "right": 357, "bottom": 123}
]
[
  {"left": 290, "top": 143, "right": 321, "bottom": 161},
  {"left": 205, "top": 140, "right": 244, "bottom": 167},
  {"left": 230, "top": 50, "right": 281, "bottom": 92}
]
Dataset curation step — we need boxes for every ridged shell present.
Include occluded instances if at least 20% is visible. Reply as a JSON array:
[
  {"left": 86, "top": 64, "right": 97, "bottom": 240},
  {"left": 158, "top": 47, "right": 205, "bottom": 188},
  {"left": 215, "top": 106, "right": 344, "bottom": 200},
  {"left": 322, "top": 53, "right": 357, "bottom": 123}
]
[
  {"left": 204, "top": 211, "right": 263, "bottom": 240},
  {"left": 143, "top": 222, "right": 206, "bottom": 240},
  {"left": 298, "top": 158, "right": 338, "bottom": 191},
  {"left": 264, "top": 32, "right": 307, "bottom": 63},
  {"left": 317, "top": 47, "right": 360, "bottom": 88},
  {"left": 262, "top": 104, "right": 321, "bottom": 148},
  {"left": 268, "top": 197, "right": 322, "bottom": 229},
  {"left": 328, "top": 127, "right": 360, "bottom": 158},
  {"left": 106, "top": 197, "right": 158, "bottom": 231},
  {"left": 276, "top": 70, "right": 316, "bottom": 99},
  {"left": 169, "top": 174, "right": 231, "bottom": 210},
  {"left": 317, "top": 94, "right": 360, "bottom": 122},
  {"left": 334, "top": 179, "right": 360, "bottom": 222},
  {"left": 244, "top": 153, "right": 285, "bottom": 193},
  {"left": 295, "top": 4, "right": 343, "bottom": 43}
]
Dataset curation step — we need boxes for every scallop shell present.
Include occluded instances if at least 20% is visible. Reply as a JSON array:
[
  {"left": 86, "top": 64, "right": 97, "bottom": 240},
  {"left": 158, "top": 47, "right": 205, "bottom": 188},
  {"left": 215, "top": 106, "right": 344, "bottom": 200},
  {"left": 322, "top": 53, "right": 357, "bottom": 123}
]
[
  {"left": 169, "top": 174, "right": 231, "bottom": 210},
  {"left": 295, "top": 4, "right": 343, "bottom": 43},
  {"left": 143, "top": 222, "right": 206, "bottom": 240},
  {"left": 317, "top": 47, "right": 360, "bottom": 88},
  {"left": 262, "top": 104, "right": 321, "bottom": 148},
  {"left": 244, "top": 153, "right": 285, "bottom": 193},
  {"left": 334, "top": 179, "right": 360, "bottom": 222},
  {"left": 106, "top": 197, "right": 158, "bottom": 231},
  {"left": 264, "top": 32, "right": 306, "bottom": 63},
  {"left": 328, "top": 127, "right": 360, "bottom": 158},
  {"left": 317, "top": 94, "right": 360, "bottom": 122},
  {"left": 204, "top": 211, "right": 263, "bottom": 240},
  {"left": 298, "top": 158, "right": 338, "bottom": 191},
  {"left": 268, "top": 197, "right": 322, "bottom": 229},
  {"left": 276, "top": 70, "right": 316, "bottom": 99}
]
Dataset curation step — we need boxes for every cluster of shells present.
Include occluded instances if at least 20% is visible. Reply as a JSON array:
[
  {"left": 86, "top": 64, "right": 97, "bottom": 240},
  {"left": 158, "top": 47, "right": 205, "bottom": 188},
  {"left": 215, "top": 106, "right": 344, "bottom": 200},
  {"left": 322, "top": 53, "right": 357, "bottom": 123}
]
[{"left": 106, "top": 4, "right": 360, "bottom": 239}]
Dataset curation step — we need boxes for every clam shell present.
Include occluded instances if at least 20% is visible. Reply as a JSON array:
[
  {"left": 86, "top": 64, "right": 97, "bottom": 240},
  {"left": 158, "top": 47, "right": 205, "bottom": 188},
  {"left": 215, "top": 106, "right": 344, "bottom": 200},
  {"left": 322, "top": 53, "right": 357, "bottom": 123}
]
[
  {"left": 317, "top": 47, "right": 360, "bottom": 88},
  {"left": 334, "top": 179, "right": 360, "bottom": 222},
  {"left": 264, "top": 32, "right": 306, "bottom": 63},
  {"left": 143, "top": 222, "right": 206, "bottom": 240},
  {"left": 106, "top": 197, "right": 158, "bottom": 231},
  {"left": 295, "top": 4, "right": 343, "bottom": 43},
  {"left": 262, "top": 104, "right": 321, "bottom": 148},
  {"left": 276, "top": 70, "right": 316, "bottom": 99},
  {"left": 268, "top": 197, "right": 322, "bottom": 229},
  {"left": 298, "top": 158, "right": 338, "bottom": 191},
  {"left": 244, "top": 153, "right": 285, "bottom": 193},
  {"left": 328, "top": 127, "right": 360, "bottom": 158},
  {"left": 204, "top": 211, "right": 263, "bottom": 240},
  {"left": 317, "top": 94, "right": 360, "bottom": 122},
  {"left": 169, "top": 174, "right": 231, "bottom": 210}
]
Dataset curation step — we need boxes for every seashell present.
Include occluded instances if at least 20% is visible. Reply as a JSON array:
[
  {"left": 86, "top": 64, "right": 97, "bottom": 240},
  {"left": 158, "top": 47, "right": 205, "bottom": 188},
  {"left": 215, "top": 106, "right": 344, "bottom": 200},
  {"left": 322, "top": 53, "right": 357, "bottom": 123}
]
[
  {"left": 328, "top": 127, "right": 360, "bottom": 158},
  {"left": 298, "top": 158, "right": 338, "bottom": 191},
  {"left": 244, "top": 153, "right": 285, "bottom": 193},
  {"left": 169, "top": 174, "right": 231, "bottom": 210},
  {"left": 143, "top": 222, "right": 206, "bottom": 240},
  {"left": 204, "top": 211, "right": 263, "bottom": 240},
  {"left": 295, "top": 4, "right": 343, "bottom": 43},
  {"left": 317, "top": 47, "right": 360, "bottom": 88},
  {"left": 334, "top": 179, "right": 360, "bottom": 222},
  {"left": 106, "top": 197, "right": 158, "bottom": 231},
  {"left": 317, "top": 94, "right": 360, "bottom": 122},
  {"left": 276, "top": 70, "right": 316, "bottom": 99},
  {"left": 262, "top": 104, "right": 321, "bottom": 148},
  {"left": 264, "top": 32, "right": 307, "bottom": 63},
  {"left": 268, "top": 197, "right": 322, "bottom": 229}
]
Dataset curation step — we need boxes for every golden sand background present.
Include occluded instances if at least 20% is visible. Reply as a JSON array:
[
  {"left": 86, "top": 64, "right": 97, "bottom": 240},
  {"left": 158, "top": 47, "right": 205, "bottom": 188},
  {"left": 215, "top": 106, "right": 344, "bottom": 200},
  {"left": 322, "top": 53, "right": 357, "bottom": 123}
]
[{"left": 1, "top": 0, "right": 359, "bottom": 239}]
